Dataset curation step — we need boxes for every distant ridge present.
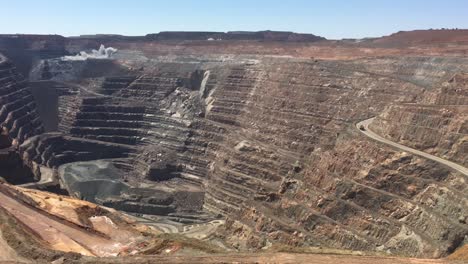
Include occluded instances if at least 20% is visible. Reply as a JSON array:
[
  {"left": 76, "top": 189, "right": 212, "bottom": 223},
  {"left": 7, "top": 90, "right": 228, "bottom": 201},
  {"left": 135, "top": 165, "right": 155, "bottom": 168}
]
[
  {"left": 374, "top": 29, "right": 468, "bottom": 45},
  {"left": 145, "top": 30, "right": 326, "bottom": 42}
]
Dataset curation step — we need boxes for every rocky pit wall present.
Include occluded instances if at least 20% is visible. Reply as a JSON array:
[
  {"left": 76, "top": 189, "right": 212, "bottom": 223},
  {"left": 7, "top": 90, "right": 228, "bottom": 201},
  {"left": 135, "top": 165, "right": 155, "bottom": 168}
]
[
  {"left": 0, "top": 47, "right": 467, "bottom": 259},
  {"left": 371, "top": 71, "right": 468, "bottom": 167}
]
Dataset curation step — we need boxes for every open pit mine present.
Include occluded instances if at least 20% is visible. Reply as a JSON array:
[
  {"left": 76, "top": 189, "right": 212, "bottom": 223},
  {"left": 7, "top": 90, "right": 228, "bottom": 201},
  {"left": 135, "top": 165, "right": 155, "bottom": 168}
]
[{"left": 0, "top": 30, "right": 467, "bottom": 263}]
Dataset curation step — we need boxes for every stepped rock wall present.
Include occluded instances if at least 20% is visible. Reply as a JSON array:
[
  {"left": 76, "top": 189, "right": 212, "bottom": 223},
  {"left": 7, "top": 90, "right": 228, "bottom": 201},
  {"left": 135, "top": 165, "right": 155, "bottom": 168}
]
[
  {"left": 370, "top": 66, "right": 468, "bottom": 167},
  {"left": 0, "top": 55, "right": 43, "bottom": 146},
  {"left": 1, "top": 47, "right": 466, "bottom": 258},
  {"left": 197, "top": 59, "right": 467, "bottom": 257}
]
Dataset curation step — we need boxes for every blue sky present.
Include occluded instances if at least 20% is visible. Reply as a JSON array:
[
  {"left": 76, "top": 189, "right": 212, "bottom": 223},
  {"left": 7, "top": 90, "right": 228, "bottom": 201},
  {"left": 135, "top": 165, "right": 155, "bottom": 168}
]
[{"left": 0, "top": 0, "right": 467, "bottom": 39}]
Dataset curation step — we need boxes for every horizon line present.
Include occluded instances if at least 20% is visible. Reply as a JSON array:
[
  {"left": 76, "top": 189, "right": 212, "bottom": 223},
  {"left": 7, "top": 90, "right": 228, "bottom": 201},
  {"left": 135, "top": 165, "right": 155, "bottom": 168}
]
[{"left": 1, "top": 28, "right": 467, "bottom": 41}]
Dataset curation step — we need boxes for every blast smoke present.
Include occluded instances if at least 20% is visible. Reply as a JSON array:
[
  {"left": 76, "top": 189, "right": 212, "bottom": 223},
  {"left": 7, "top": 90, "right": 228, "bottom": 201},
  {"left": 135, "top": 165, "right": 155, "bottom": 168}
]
[{"left": 62, "top": 44, "right": 118, "bottom": 61}]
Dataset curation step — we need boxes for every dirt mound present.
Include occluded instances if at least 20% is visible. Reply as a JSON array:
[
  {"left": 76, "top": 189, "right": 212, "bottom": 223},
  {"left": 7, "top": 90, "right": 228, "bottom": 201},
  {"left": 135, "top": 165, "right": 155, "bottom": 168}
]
[
  {"left": 0, "top": 183, "right": 225, "bottom": 260},
  {"left": 448, "top": 244, "right": 468, "bottom": 261}
]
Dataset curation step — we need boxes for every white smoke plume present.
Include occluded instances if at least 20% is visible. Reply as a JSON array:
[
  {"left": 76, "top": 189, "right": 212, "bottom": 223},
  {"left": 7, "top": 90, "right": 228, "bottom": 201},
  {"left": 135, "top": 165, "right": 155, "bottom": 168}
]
[{"left": 62, "top": 44, "right": 118, "bottom": 61}]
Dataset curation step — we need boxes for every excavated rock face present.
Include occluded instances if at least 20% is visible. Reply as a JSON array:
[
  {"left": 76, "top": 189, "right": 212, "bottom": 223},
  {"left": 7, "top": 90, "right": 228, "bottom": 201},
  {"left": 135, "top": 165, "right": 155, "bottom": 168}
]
[
  {"left": 371, "top": 72, "right": 468, "bottom": 167},
  {"left": 0, "top": 40, "right": 467, "bottom": 259},
  {"left": 196, "top": 59, "right": 466, "bottom": 258},
  {"left": 0, "top": 55, "right": 43, "bottom": 147}
]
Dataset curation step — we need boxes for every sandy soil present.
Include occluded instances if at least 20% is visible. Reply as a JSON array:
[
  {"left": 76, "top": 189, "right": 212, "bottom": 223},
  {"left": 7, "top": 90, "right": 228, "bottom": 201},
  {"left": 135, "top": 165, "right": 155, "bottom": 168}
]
[
  {"left": 0, "top": 229, "right": 28, "bottom": 262},
  {"left": 71, "top": 252, "right": 464, "bottom": 264},
  {"left": 0, "top": 190, "right": 111, "bottom": 256},
  {"left": 0, "top": 183, "right": 164, "bottom": 257}
]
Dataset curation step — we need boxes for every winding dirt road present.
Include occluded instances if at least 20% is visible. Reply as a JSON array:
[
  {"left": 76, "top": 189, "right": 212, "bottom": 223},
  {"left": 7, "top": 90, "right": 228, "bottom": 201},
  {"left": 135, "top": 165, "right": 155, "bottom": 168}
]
[{"left": 356, "top": 117, "right": 468, "bottom": 177}]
